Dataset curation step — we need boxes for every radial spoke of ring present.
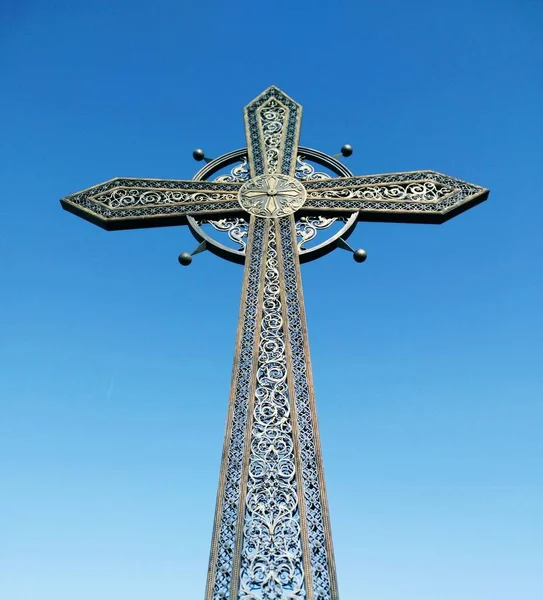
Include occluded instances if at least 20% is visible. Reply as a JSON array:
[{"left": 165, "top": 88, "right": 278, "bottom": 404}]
[{"left": 244, "top": 86, "right": 303, "bottom": 177}]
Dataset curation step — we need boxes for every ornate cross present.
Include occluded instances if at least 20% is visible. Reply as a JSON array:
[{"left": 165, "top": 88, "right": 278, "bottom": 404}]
[{"left": 60, "top": 86, "right": 489, "bottom": 600}]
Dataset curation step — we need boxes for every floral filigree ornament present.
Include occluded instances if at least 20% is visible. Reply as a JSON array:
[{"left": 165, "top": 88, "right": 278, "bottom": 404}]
[
  {"left": 204, "top": 160, "right": 251, "bottom": 249},
  {"left": 306, "top": 180, "right": 454, "bottom": 203},
  {"left": 296, "top": 215, "right": 348, "bottom": 251},
  {"left": 239, "top": 224, "right": 305, "bottom": 598},
  {"left": 102, "top": 188, "right": 236, "bottom": 208},
  {"left": 238, "top": 174, "right": 307, "bottom": 218},
  {"left": 295, "top": 156, "right": 330, "bottom": 181},
  {"left": 203, "top": 217, "right": 249, "bottom": 250},
  {"left": 215, "top": 157, "right": 251, "bottom": 183},
  {"left": 259, "top": 99, "right": 287, "bottom": 174},
  {"left": 294, "top": 156, "right": 349, "bottom": 251}
]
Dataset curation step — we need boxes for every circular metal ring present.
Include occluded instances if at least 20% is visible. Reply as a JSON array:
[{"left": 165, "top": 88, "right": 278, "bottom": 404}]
[{"left": 187, "top": 146, "right": 357, "bottom": 264}]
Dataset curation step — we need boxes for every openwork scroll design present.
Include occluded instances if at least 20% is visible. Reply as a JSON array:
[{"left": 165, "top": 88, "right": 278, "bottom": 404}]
[
  {"left": 208, "top": 219, "right": 266, "bottom": 599},
  {"left": 294, "top": 156, "right": 349, "bottom": 251},
  {"left": 205, "top": 218, "right": 249, "bottom": 250},
  {"left": 99, "top": 188, "right": 237, "bottom": 208},
  {"left": 304, "top": 171, "right": 484, "bottom": 215},
  {"left": 215, "top": 158, "right": 251, "bottom": 183},
  {"left": 258, "top": 98, "right": 287, "bottom": 175},
  {"left": 306, "top": 180, "right": 453, "bottom": 203},
  {"left": 295, "top": 156, "right": 329, "bottom": 181},
  {"left": 296, "top": 216, "right": 348, "bottom": 251},
  {"left": 239, "top": 223, "right": 306, "bottom": 600},
  {"left": 64, "top": 178, "right": 241, "bottom": 222},
  {"left": 279, "top": 216, "right": 336, "bottom": 600},
  {"left": 203, "top": 160, "right": 252, "bottom": 249},
  {"left": 245, "top": 87, "right": 301, "bottom": 177}
]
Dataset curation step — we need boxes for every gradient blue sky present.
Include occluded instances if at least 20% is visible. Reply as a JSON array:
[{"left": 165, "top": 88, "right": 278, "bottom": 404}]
[{"left": 1, "top": 1, "right": 542, "bottom": 599}]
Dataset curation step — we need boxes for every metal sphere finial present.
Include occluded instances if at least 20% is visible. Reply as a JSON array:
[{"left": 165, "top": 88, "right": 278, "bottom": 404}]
[
  {"left": 178, "top": 252, "right": 193, "bottom": 266},
  {"left": 341, "top": 144, "right": 353, "bottom": 157},
  {"left": 353, "top": 248, "right": 367, "bottom": 263},
  {"left": 193, "top": 148, "right": 206, "bottom": 162}
]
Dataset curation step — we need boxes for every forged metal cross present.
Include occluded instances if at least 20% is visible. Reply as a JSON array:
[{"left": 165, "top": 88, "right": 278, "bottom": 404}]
[{"left": 60, "top": 86, "right": 489, "bottom": 600}]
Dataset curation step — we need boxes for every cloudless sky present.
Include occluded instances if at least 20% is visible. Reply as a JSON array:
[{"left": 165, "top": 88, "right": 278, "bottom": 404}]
[{"left": 1, "top": 1, "right": 542, "bottom": 599}]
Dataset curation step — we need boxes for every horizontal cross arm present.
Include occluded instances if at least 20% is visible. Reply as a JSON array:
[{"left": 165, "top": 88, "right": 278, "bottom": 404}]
[
  {"left": 301, "top": 171, "right": 489, "bottom": 224},
  {"left": 60, "top": 177, "right": 243, "bottom": 230}
]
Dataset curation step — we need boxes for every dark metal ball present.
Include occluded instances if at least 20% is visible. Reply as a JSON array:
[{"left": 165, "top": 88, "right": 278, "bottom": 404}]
[
  {"left": 178, "top": 252, "right": 193, "bottom": 266},
  {"left": 341, "top": 144, "right": 353, "bottom": 157},
  {"left": 192, "top": 148, "right": 206, "bottom": 162},
  {"left": 353, "top": 248, "right": 367, "bottom": 263}
]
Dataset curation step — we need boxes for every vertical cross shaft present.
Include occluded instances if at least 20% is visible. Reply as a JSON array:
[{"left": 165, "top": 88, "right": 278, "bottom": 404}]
[{"left": 205, "top": 88, "right": 339, "bottom": 599}]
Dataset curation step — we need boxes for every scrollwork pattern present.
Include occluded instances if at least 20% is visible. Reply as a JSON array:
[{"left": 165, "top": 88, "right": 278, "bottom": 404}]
[
  {"left": 278, "top": 217, "right": 336, "bottom": 600},
  {"left": 294, "top": 157, "right": 350, "bottom": 251},
  {"left": 100, "top": 188, "right": 237, "bottom": 208},
  {"left": 64, "top": 178, "right": 242, "bottom": 223},
  {"left": 207, "top": 219, "right": 266, "bottom": 599},
  {"left": 306, "top": 180, "right": 453, "bottom": 203},
  {"left": 295, "top": 156, "right": 330, "bottom": 181},
  {"left": 216, "top": 158, "right": 251, "bottom": 183},
  {"left": 239, "top": 222, "right": 306, "bottom": 599},
  {"left": 296, "top": 216, "right": 348, "bottom": 251},
  {"left": 245, "top": 87, "right": 300, "bottom": 177},
  {"left": 202, "top": 161, "right": 251, "bottom": 251},
  {"left": 303, "top": 171, "right": 484, "bottom": 216},
  {"left": 205, "top": 218, "right": 249, "bottom": 250},
  {"left": 259, "top": 99, "right": 287, "bottom": 175}
]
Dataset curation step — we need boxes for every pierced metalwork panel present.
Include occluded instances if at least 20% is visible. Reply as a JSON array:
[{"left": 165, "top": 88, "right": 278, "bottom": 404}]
[
  {"left": 215, "top": 157, "right": 251, "bottom": 183},
  {"left": 303, "top": 171, "right": 488, "bottom": 221},
  {"left": 294, "top": 156, "right": 330, "bottom": 181},
  {"left": 192, "top": 151, "right": 355, "bottom": 261},
  {"left": 95, "top": 189, "right": 237, "bottom": 209},
  {"left": 203, "top": 218, "right": 249, "bottom": 250},
  {"left": 293, "top": 155, "right": 351, "bottom": 253},
  {"left": 296, "top": 215, "right": 348, "bottom": 251},
  {"left": 61, "top": 178, "right": 241, "bottom": 230},
  {"left": 278, "top": 216, "right": 338, "bottom": 600},
  {"left": 206, "top": 218, "right": 266, "bottom": 600},
  {"left": 238, "top": 221, "right": 306, "bottom": 599},
  {"left": 244, "top": 87, "right": 302, "bottom": 177},
  {"left": 307, "top": 179, "right": 454, "bottom": 203},
  {"left": 207, "top": 217, "right": 339, "bottom": 600}
]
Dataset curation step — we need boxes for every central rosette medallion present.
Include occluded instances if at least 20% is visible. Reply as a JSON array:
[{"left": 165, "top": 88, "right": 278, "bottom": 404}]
[{"left": 238, "top": 173, "right": 307, "bottom": 218}]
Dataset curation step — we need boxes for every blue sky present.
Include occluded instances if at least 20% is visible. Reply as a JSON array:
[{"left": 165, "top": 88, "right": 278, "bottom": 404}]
[{"left": 1, "top": 1, "right": 542, "bottom": 599}]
